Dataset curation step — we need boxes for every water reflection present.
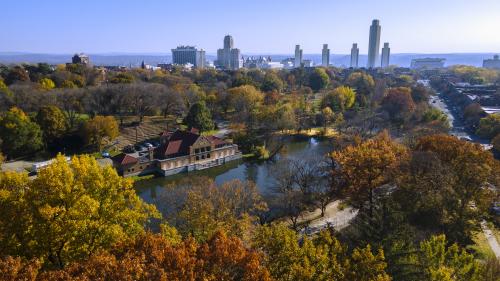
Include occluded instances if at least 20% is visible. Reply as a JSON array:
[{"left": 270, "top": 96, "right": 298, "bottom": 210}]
[{"left": 135, "top": 136, "right": 332, "bottom": 207}]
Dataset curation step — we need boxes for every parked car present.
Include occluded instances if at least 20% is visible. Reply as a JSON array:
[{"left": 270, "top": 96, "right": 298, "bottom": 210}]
[
  {"left": 101, "top": 151, "right": 110, "bottom": 158},
  {"left": 135, "top": 145, "right": 146, "bottom": 152},
  {"left": 123, "top": 145, "right": 136, "bottom": 153},
  {"left": 144, "top": 142, "right": 153, "bottom": 148}
]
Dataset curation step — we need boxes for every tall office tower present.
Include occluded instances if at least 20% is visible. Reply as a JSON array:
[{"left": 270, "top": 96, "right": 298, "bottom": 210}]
[
  {"left": 230, "top": 48, "right": 242, "bottom": 69},
  {"left": 224, "top": 35, "right": 234, "bottom": 49},
  {"left": 294, "top": 45, "right": 303, "bottom": 68},
  {"left": 381, "top": 43, "right": 390, "bottom": 68},
  {"left": 171, "top": 46, "right": 206, "bottom": 69},
  {"left": 322, "top": 44, "right": 330, "bottom": 67},
  {"left": 350, "top": 43, "right": 359, "bottom": 68},
  {"left": 216, "top": 35, "right": 241, "bottom": 70},
  {"left": 367, "top": 19, "right": 381, "bottom": 68}
]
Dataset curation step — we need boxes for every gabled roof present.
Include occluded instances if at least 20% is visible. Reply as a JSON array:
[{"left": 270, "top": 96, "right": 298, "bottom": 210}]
[
  {"left": 112, "top": 153, "right": 138, "bottom": 165},
  {"left": 155, "top": 129, "right": 230, "bottom": 159},
  {"left": 206, "top": 135, "right": 227, "bottom": 146},
  {"left": 155, "top": 130, "right": 200, "bottom": 158}
]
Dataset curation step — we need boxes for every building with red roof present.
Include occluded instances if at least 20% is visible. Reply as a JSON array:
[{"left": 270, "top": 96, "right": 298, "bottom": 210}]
[{"left": 112, "top": 129, "right": 241, "bottom": 177}]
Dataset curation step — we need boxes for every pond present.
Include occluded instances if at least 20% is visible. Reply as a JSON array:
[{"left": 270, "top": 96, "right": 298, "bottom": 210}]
[{"left": 135, "top": 136, "right": 333, "bottom": 207}]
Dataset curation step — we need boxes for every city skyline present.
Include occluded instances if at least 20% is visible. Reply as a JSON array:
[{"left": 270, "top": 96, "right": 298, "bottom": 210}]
[{"left": 2, "top": 0, "right": 500, "bottom": 54}]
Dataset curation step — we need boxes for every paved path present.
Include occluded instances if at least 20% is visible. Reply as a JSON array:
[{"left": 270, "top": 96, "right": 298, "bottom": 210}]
[
  {"left": 298, "top": 200, "right": 359, "bottom": 235},
  {"left": 481, "top": 220, "right": 500, "bottom": 259}
]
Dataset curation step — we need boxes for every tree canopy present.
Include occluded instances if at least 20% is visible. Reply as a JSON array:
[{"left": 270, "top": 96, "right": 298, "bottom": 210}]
[{"left": 0, "top": 154, "right": 159, "bottom": 268}]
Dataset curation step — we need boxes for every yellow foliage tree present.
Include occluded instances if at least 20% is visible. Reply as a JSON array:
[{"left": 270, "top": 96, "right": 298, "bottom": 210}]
[{"left": 0, "top": 154, "right": 159, "bottom": 268}]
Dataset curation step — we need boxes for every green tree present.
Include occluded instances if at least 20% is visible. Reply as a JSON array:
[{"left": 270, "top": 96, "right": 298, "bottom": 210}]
[
  {"left": 476, "top": 113, "right": 500, "bottom": 139},
  {"left": 0, "top": 107, "right": 43, "bottom": 158},
  {"left": 39, "top": 77, "right": 55, "bottom": 90},
  {"left": 346, "top": 72, "right": 375, "bottom": 106},
  {"left": 36, "top": 106, "right": 67, "bottom": 146},
  {"left": 261, "top": 71, "right": 285, "bottom": 93},
  {"left": 309, "top": 68, "right": 330, "bottom": 92},
  {"left": 321, "top": 86, "right": 356, "bottom": 112},
  {"left": 419, "top": 235, "right": 483, "bottom": 281},
  {"left": 183, "top": 101, "right": 215, "bottom": 132},
  {"left": 109, "top": 72, "right": 135, "bottom": 84},
  {"left": 82, "top": 115, "right": 119, "bottom": 151},
  {"left": 0, "top": 154, "right": 159, "bottom": 268}
]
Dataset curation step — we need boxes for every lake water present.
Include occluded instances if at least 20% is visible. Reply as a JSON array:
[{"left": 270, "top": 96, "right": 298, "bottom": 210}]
[{"left": 135, "top": 136, "right": 333, "bottom": 206}]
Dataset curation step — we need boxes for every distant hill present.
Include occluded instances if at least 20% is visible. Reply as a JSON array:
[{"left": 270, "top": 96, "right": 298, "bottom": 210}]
[{"left": 0, "top": 52, "right": 497, "bottom": 68}]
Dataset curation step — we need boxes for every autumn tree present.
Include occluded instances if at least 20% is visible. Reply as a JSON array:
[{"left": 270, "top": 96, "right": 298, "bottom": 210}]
[
  {"left": 0, "top": 231, "right": 271, "bottom": 280},
  {"left": 161, "top": 177, "right": 268, "bottom": 242},
  {"left": 227, "top": 85, "right": 264, "bottom": 123},
  {"left": 39, "top": 77, "right": 55, "bottom": 90},
  {"left": 321, "top": 86, "right": 356, "bottom": 112},
  {"left": 332, "top": 133, "right": 409, "bottom": 217},
  {"left": 109, "top": 72, "right": 134, "bottom": 84},
  {"left": 0, "top": 107, "right": 43, "bottom": 158},
  {"left": 81, "top": 115, "right": 119, "bottom": 151},
  {"left": 183, "top": 101, "right": 215, "bottom": 132},
  {"left": 254, "top": 224, "right": 391, "bottom": 281},
  {"left": 309, "top": 68, "right": 330, "bottom": 92},
  {"left": 36, "top": 106, "right": 67, "bottom": 146},
  {"left": 381, "top": 87, "right": 416, "bottom": 122},
  {"left": 0, "top": 155, "right": 159, "bottom": 268},
  {"left": 408, "top": 134, "right": 499, "bottom": 244}
]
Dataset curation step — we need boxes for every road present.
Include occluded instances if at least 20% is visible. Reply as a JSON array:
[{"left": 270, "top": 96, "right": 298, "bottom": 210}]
[{"left": 481, "top": 220, "right": 500, "bottom": 259}]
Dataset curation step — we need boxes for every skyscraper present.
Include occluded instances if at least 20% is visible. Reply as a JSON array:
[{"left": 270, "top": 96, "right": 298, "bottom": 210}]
[
  {"left": 294, "top": 45, "right": 303, "bottom": 68},
  {"left": 350, "top": 43, "right": 359, "bottom": 68},
  {"left": 381, "top": 43, "right": 390, "bottom": 68},
  {"left": 171, "top": 46, "right": 206, "bottom": 69},
  {"left": 367, "top": 19, "right": 381, "bottom": 68},
  {"left": 322, "top": 44, "right": 330, "bottom": 67},
  {"left": 216, "top": 35, "right": 241, "bottom": 70}
]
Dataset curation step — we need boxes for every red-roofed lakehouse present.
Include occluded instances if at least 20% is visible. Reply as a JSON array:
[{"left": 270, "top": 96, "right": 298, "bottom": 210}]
[{"left": 111, "top": 129, "right": 242, "bottom": 177}]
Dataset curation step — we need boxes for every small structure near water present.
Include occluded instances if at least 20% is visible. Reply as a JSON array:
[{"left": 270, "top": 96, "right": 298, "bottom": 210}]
[{"left": 112, "top": 128, "right": 242, "bottom": 177}]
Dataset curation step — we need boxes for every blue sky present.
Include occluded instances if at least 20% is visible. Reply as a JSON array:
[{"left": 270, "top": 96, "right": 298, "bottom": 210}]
[{"left": 1, "top": 0, "right": 500, "bottom": 54}]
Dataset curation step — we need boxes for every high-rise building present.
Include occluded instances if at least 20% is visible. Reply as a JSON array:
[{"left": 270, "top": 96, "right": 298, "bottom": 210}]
[
  {"left": 350, "top": 43, "right": 359, "bottom": 68},
  {"left": 216, "top": 35, "right": 242, "bottom": 70},
  {"left": 294, "top": 45, "right": 303, "bottom": 68},
  {"left": 367, "top": 19, "right": 381, "bottom": 68},
  {"left": 322, "top": 44, "right": 330, "bottom": 67},
  {"left": 381, "top": 43, "right": 390, "bottom": 68},
  {"left": 171, "top": 46, "right": 206, "bottom": 69}
]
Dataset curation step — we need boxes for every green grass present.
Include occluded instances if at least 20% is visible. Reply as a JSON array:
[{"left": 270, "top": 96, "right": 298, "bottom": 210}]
[{"left": 130, "top": 174, "right": 156, "bottom": 182}]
